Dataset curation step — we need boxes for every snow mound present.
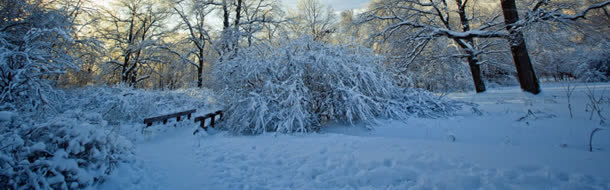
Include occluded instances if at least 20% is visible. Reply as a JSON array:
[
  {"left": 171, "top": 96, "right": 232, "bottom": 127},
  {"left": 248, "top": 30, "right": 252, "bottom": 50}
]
[{"left": 0, "top": 113, "right": 134, "bottom": 189}]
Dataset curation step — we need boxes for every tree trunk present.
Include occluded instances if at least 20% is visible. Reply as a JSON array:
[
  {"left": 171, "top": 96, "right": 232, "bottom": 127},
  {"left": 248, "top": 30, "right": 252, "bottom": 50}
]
[
  {"left": 456, "top": 0, "right": 486, "bottom": 93},
  {"left": 198, "top": 48, "right": 204, "bottom": 88},
  {"left": 219, "top": 0, "right": 231, "bottom": 62},
  {"left": 500, "top": 0, "right": 541, "bottom": 94},
  {"left": 122, "top": 9, "right": 137, "bottom": 84},
  {"left": 222, "top": 0, "right": 230, "bottom": 30},
  {"left": 234, "top": 0, "right": 242, "bottom": 27},
  {"left": 468, "top": 57, "right": 486, "bottom": 93},
  {"left": 233, "top": 0, "right": 243, "bottom": 54},
  {"left": 452, "top": 0, "right": 485, "bottom": 93}
]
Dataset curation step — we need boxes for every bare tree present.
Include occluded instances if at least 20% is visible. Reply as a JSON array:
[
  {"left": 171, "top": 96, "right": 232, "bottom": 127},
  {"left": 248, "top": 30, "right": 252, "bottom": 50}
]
[
  {"left": 498, "top": 0, "right": 610, "bottom": 93},
  {"left": 56, "top": 0, "right": 107, "bottom": 87},
  {"left": 215, "top": 0, "right": 241, "bottom": 58},
  {"left": 0, "top": 0, "right": 82, "bottom": 109},
  {"left": 98, "top": 0, "right": 171, "bottom": 87},
  {"left": 172, "top": 0, "right": 216, "bottom": 88},
  {"left": 360, "top": 0, "right": 507, "bottom": 93},
  {"left": 500, "top": 0, "right": 540, "bottom": 94},
  {"left": 240, "top": 0, "right": 285, "bottom": 47},
  {"left": 336, "top": 10, "right": 370, "bottom": 45},
  {"left": 360, "top": 0, "right": 609, "bottom": 94},
  {"left": 290, "top": 0, "right": 337, "bottom": 41}
]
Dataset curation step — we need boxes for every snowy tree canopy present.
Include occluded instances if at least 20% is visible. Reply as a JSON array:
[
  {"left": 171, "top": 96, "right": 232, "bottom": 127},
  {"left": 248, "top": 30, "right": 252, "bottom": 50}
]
[
  {"left": 0, "top": 0, "right": 81, "bottom": 111},
  {"left": 213, "top": 37, "right": 461, "bottom": 134}
]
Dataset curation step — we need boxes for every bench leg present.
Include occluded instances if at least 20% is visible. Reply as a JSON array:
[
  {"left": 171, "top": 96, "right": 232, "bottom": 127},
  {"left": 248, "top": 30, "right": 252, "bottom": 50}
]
[
  {"left": 200, "top": 118, "right": 207, "bottom": 131},
  {"left": 163, "top": 119, "right": 168, "bottom": 124},
  {"left": 177, "top": 115, "right": 181, "bottom": 122},
  {"left": 188, "top": 113, "right": 192, "bottom": 120},
  {"left": 210, "top": 116, "right": 215, "bottom": 128}
]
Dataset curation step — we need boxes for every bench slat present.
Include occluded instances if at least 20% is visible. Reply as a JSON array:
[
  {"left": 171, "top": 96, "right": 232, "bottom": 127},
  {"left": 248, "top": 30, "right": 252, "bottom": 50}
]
[{"left": 143, "top": 109, "right": 196, "bottom": 124}]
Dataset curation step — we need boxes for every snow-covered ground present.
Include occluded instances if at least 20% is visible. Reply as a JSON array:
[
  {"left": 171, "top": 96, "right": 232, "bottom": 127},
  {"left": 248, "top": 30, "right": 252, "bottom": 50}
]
[{"left": 100, "top": 82, "right": 610, "bottom": 189}]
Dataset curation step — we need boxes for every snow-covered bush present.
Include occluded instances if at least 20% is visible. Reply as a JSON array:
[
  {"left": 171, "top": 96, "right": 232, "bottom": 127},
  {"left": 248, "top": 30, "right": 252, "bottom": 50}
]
[
  {"left": 406, "top": 59, "right": 472, "bottom": 93},
  {"left": 213, "top": 37, "right": 461, "bottom": 134},
  {"left": 59, "top": 87, "right": 210, "bottom": 124},
  {"left": 378, "top": 36, "right": 474, "bottom": 92},
  {"left": 0, "top": 85, "right": 211, "bottom": 188},
  {"left": 0, "top": 0, "right": 79, "bottom": 111},
  {"left": 0, "top": 112, "right": 134, "bottom": 189},
  {"left": 481, "top": 63, "right": 519, "bottom": 88},
  {"left": 573, "top": 49, "right": 610, "bottom": 82},
  {"left": 539, "top": 43, "right": 610, "bottom": 83}
]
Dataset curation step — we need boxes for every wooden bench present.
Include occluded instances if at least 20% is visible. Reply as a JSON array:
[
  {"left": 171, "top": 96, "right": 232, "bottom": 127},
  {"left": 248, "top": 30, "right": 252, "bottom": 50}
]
[
  {"left": 193, "top": 110, "right": 223, "bottom": 134},
  {"left": 143, "top": 109, "right": 197, "bottom": 127}
]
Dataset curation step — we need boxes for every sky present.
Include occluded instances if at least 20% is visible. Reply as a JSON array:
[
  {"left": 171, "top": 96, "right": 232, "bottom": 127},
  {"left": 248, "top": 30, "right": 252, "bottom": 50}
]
[
  {"left": 94, "top": 0, "right": 372, "bottom": 11},
  {"left": 281, "top": 0, "right": 371, "bottom": 11},
  {"left": 92, "top": 0, "right": 372, "bottom": 29}
]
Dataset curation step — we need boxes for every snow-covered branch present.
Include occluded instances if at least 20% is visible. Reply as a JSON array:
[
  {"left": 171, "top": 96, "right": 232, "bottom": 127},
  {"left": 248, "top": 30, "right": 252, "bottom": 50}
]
[
  {"left": 365, "top": 15, "right": 509, "bottom": 40},
  {"left": 213, "top": 37, "right": 461, "bottom": 134},
  {"left": 524, "top": 0, "right": 610, "bottom": 25}
]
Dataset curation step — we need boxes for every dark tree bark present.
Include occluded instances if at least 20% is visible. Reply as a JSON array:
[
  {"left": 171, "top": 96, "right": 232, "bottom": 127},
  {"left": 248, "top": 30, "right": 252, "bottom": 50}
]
[
  {"left": 234, "top": 0, "right": 242, "bottom": 27},
  {"left": 121, "top": 10, "right": 137, "bottom": 84},
  {"left": 233, "top": 0, "right": 242, "bottom": 54},
  {"left": 500, "top": 0, "right": 541, "bottom": 94},
  {"left": 216, "top": 0, "right": 231, "bottom": 63},
  {"left": 467, "top": 56, "right": 486, "bottom": 93},
  {"left": 173, "top": 3, "right": 209, "bottom": 88},
  {"left": 455, "top": 0, "right": 486, "bottom": 93},
  {"left": 198, "top": 47, "right": 204, "bottom": 87},
  {"left": 222, "top": 0, "right": 230, "bottom": 30}
]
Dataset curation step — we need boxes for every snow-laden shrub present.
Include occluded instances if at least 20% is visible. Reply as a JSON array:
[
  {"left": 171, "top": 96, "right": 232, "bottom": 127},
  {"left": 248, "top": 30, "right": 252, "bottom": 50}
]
[
  {"left": 0, "top": 86, "right": 209, "bottom": 188},
  {"left": 0, "top": 1, "right": 79, "bottom": 112},
  {"left": 213, "top": 37, "right": 461, "bottom": 134},
  {"left": 406, "top": 59, "right": 472, "bottom": 93},
  {"left": 573, "top": 49, "right": 610, "bottom": 82},
  {"left": 59, "top": 87, "right": 210, "bottom": 124},
  {"left": 543, "top": 43, "right": 610, "bottom": 83},
  {"left": 403, "top": 40, "right": 473, "bottom": 92},
  {"left": 0, "top": 112, "right": 134, "bottom": 189}
]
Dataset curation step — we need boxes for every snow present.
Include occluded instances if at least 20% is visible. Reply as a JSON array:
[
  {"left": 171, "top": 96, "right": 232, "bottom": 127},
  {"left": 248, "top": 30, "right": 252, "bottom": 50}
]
[
  {"left": 0, "top": 111, "right": 14, "bottom": 121},
  {"left": 213, "top": 37, "right": 460, "bottom": 134},
  {"left": 99, "top": 82, "right": 610, "bottom": 189},
  {"left": 0, "top": 111, "right": 135, "bottom": 189}
]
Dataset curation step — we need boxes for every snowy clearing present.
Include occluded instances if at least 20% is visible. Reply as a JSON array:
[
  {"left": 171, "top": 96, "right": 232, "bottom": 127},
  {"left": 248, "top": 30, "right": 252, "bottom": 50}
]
[
  {"left": 101, "top": 83, "right": 610, "bottom": 190},
  {"left": 3, "top": 0, "right": 609, "bottom": 188}
]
